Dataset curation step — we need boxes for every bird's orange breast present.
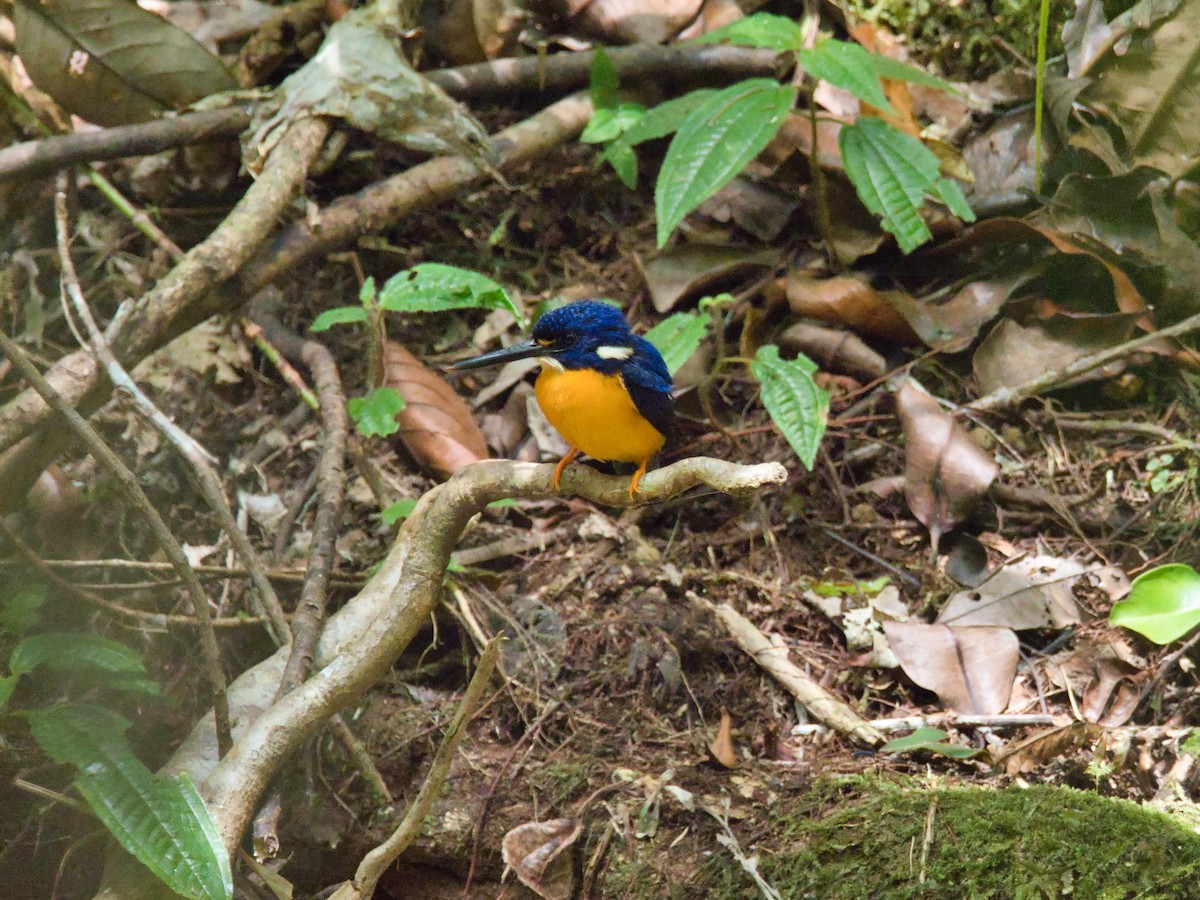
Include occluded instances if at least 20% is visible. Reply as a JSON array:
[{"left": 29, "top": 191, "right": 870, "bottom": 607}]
[{"left": 535, "top": 366, "right": 665, "bottom": 464}]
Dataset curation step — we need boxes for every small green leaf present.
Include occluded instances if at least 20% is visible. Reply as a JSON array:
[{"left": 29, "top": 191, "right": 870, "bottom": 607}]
[
  {"left": 932, "top": 176, "right": 976, "bottom": 221},
  {"left": 868, "top": 54, "right": 960, "bottom": 97},
  {"left": 10, "top": 632, "right": 154, "bottom": 682},
  {"left": 380, "top": 498, "right": 418, "bottom": 525},
  {"left": 310, "top": 306, "right": 368, "bottom": 332},
  {"left": 750, "top": 344, "right": 829, "bottom": 469},
  {"left": 359, "top": 276, "right": 377, "bottom": 305},
  {"left": 589, "top": 47, "right": 620, "bottom": 111},
  {"left": 582, "top": 102, "right": 646, "bottom": 144},
  {"left": 621, "top": 90, "right": 719, "bottom": 147},
  {"left": 881, "top": 727, "right": 980, "bottom": 759},
  {"left": 643, "top": 312, "right": 709, "bottom": 375},
  {"left": 839, "top": 117, "right": 940, "bottom": 253},
  {"left": 656, "top": 79, "right": 796, "bottom": 247},
  {"left": 28, "top": 704, "right": 232, "bottom": 900},
  {"left": 379, "top": 263, "right": 525, "bottom": 326},
  {"left": 1110, "top": 564, "right": 1200, "bottom": 644},
  {"left": 601, "top": 140, "right": 639, "bottom": 188},
  {"left": 799, "top": 41, "right": 893, "bottom": 112},
  {"left": 348, "top": 387, "right": 405, "bottom": 439},
  {"left": 693, "top": 12, "right": 805, "bottom": 51}
]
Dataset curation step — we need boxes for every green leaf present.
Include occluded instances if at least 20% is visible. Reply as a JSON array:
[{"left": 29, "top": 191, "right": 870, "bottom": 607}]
[
  {"left": 643, "top": 312, "right": 709, "bottom": 375},
  {"left": 589, "top": 47, "right": 620, "bottom": 111},
  {"left": 0, "top": 675, "right": 17, "bottom": 711},
  {"left": 359, "top": 276, "right": 377, "bottom": 305},
  {"left": 868, "top": 54, "right": 960, "bottom": 96},
  {"left": 310, "top": 306, "right": 368, "bottom": 332},
  {"left": 799, "top": 41, "right": 894, "bottom": 112},
  {"left": 379, "top": 263, "right": 525, "bottom": 326},
  {"left": 601, "top": 140, "right": 639, "bottom": 188},
  {"left": 881, "top": 727, "right": 980, "bottom": 759},
  {"left": 656, "top": 79, "right": 796, "bottom": 247},
  {"left": 1110, "top": 564, "right": 1200, "bottom": 644},
  {"left": 932, "top": 176, "right": 975, "bottom": 221},
  {"left": 582, "top": 102, "right": 647, "bottom": 144},
  {"left": 380, "top": 498, "right": 418, "bottom": 525},
  {"left": 28, "top": 704, "right": 232, "bottom": 900},
  {"left": 348, "top": 387, "right": 405, "bottom": 439},
  {"left": 10, "top": 632, "right": 157, "bottom": 687},
  {"left": 693, "top": 13, "right": 805, "bottom": 51},
  {"left": 0, "top": 579, "right": 47, "bottom": 633},
  {"left": 621, "top": 90, "right": 719, "bottom": 146},
  {"left": 750, "top": 344, "right": 829, "bottom": 469},
  {"left": 839, "top": 117, "right": 940, "bottom": 253}
]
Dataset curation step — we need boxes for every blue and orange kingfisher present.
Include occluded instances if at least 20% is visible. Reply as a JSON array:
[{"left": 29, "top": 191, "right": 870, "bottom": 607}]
[{"left": 452, "top": 300, "right": 675, "bottom": 499}]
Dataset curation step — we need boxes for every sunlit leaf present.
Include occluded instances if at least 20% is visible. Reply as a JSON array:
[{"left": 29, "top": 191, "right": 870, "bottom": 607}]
[
  {"left": 881, "top": 726, "right": 980, "bottom": 759},
  {"left": 656, "top": 80, "right": 796, "bottom": 247},
  {"left": 799, "top": 40, "right": 894, "bottom": 112},
  {"left": 643, "top": 311, "right": 709, "bottom": 375},
  {"left": 310, "top": 307, "right": 368, "bottom": 332},
  {"left": 693, "top": 12, "right": 805, "bottom": 51},
  {"left": 1110, "top": 563, "right": 1200, "bottom": 644},
  {"left": 749, "top": 344, "right": 829, "bottom": 469},
  {"left": 348, "top": 387, "right": 405, "bottom": 439},
  {"left": 380, "top": 499, "right": 418, "bottom": 525},
  {"left": 379, "top": 264, "right": 524, "bottom": 326}
]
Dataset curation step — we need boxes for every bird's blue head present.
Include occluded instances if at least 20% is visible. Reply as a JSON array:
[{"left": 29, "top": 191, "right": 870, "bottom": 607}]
[{"left": 451, "top": 300, "right": 653, "bottom": 375}]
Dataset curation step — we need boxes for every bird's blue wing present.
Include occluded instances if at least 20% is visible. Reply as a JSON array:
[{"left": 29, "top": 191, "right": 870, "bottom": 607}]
[{"left": 621, "top": 336, "right": 676, "bottom": 443}]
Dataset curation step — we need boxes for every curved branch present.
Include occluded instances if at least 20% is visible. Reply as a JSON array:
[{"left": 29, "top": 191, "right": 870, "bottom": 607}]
[{"left": 159, "top": 458, "right": 785, "bottom": 854}]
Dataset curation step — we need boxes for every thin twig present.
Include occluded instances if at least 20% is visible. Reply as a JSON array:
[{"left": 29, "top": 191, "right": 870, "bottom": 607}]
[
  {"left": 0, "top": 329, "right": 233, "bottom": 754},
  {"left": 341, "top": 639, "right": 500, "bottom": 900},
  {"left": 54, "top": 189, "right": 291, "bottom": 647}
]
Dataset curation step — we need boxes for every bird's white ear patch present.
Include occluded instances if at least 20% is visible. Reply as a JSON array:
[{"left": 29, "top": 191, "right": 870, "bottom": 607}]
[
  {"left": 596, "top": 345, "right": 634, "bottom": 360},
  {"left": 537, "top": 356, "right": 565, "bottom": 371}
]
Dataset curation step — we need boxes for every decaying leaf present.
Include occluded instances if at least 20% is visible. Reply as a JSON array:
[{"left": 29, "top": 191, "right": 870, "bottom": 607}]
[
  {"left": 895, "top": 377, "right": 998, "bottom": 550},
  {"left": 247, "top": 6, "right": 489, "bottom": 167},
  {"left": 938, "top": 556, "right": 1128, "bottom": 630},
  {"left": 778, "top": 273, "right": 916, "bottom": 343},
  {"left": 383, "top": 341, "right": 488, "bottom": 479},
  {"left": 708, "top": 708, "right": 738, "bottom": 768},
  {"left": 886, "top": 280, "right": 1012, "bottom": 353},
  {"left": 992, "top": 722, "right": 1101, "bottom": 776},
  {"left": 501, "top": 818, "right": 583, "bottom": 900},
  {"left": 573, "top": 0, "right": 706, "bottom": 44},
  {"left": 882, "top": 621, "right": 1019, "bottom": 715},
  {"left": 430, "top": 0, "right": 524, "bottom": 65},
  {"left": 14, "top": 0, "right": 237, "bottom": 126},
  {"left": 1043, "top": 639, "right": 1143, "bottom": 727},
  {"left": 642, "top": 245, "right": 780, "bottom": 314},
  {"left": 777, "top": 322, "right": 887, "bottom": 382},
  {"left": 134, "top": 317, "right": 251, "bottom": 389}
]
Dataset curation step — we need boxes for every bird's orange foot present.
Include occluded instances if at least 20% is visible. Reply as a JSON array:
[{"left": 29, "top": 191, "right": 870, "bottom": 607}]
[
  {"left": 552, "top": 447, "right": 581, "bottom": 491},
  {"left": 627, "top": 459, "right": 650, "bottom": 501}
]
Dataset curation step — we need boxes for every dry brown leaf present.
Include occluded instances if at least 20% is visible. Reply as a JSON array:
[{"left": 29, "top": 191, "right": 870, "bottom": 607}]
[
  {"left": 778, "top": 322, "right": 887, "bottom": 382},
  {"left": 937, "top": 556, "right": 1127, "bottom": 630},
  {"left": 431, "top": 0, "right": 523, "bottom": 64},
  {"left": 501, "top": 818, "right": 583, "bottom": 900},
  {"left": 574, "top": 0, "right": 704, "bottom": 43},
  {"left": 642, "top": 245, "right": 780, "bottom": 314},
  {"left": 992, "top": 722, "right": 1100, "bottom": 776},
  {"left": 895, "top": 377, "right": 998, "bottom": 550},
  {"left": 383, "top": 341, "right": 488, "bottom": 479},
  {"left": 1044, "top": 639, "right": 1143, "bottom": 727},
  {"left": 708, "top": 708, "right": 738, "bottom": 768},
  {"left": 883, "top": 621, "right": 1019, "bottom": 715},
  {"left": 886, "top": 280, "right": 1011, "bottom": 352},
  {"left": 780, "top": 273, "right": 917, "bottom": 343}
]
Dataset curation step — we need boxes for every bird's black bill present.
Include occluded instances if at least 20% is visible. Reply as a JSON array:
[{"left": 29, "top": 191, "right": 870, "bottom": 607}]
[{"left": 449, "top": 339, "right": 545, "bottom": 370}]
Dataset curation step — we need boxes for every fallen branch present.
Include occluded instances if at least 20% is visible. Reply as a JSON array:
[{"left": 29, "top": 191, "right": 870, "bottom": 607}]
[
  {"left": 95, "top": 457, "right": 785, "bottom": 896},
  {"left": 688, "top": 592, "right": 884, "bottom": 746}
]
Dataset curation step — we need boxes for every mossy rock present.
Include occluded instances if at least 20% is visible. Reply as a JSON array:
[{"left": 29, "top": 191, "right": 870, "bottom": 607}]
[{"left": 701, "top": 779, "right": 1200, "bottom": 899}]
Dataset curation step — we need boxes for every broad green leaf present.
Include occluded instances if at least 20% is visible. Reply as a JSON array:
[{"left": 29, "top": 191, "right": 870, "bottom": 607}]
[
  {"left": 28, "top": 704, "right": 232, "bottom": 900},
  {"left": 881, "top": 727, "right": 980, "bottom": 759},
  {"left": 750, "top": 344, "right": 829, "bottom": 469},
  {"left": 582, "top": 102, "right": 647, "bottom": 144},
  {"left": 310, "top": 306, "right": 368, "bottom": 332},
  {"left": 1110, "top": 563, "right": 1200, "bottom": 644},
  {"left": 839, "top": 117, "right": 939, "bottom": 253},
  {"left": 348, "top": 387, "right": 405, "bottom": 439},
  {"left": 380, "top": 498, "right": 418, "bottom": 525},
  {"left": 621, "top": 90, "right": 719, "bottom": 146},
  {"left": 799, "top": 41, "right": 894, "bottom": 112},
  {"left": 656, "top": 79, "right": 796, "bottom": 247},
  {"left": 869, "top": 54, "right": 960, "bottom": 96},
  {"left": 643, "top": 312, "right": 709, "bottom": 375},
  {"left": 692, "top": 12, "right": 806, "bottom": 51},
  {"left": 379, "top": 264, "right": 525, "bottom": 326},
  {"left": 10, "top": 633, "right": 158, "bottom": 696},
  {"left": 589, "top": 47, "right": 620, "bottom": 111},
  {"left": 14, "top": 0, "right": 237, "bottom": 127}
]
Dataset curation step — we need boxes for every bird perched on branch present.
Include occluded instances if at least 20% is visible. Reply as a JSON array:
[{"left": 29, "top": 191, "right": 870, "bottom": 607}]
[{"left": 451, "top": 300, "right": 675, "bottom": 499}]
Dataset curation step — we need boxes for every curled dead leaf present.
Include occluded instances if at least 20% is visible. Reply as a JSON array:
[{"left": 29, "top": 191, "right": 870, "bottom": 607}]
[
  {"left": 780, "top": 273, "right": 916, "bottom": 344},
  {"left": 383, "top": 341, "right": 488, "bottom": 479},
  {"left": 883, "top": 621, "right": 1018, "bottom": 715},
  {"left": 895, "top": 377, "right": 998, "bottom": 551},
  {"left": 501, "top": 818, "right": 583, "bottom": 900},
  {"left": 708, "top": 707, "right": 738, "bottom": 768},
  {"left": 778, "top": 321, "right": 887, "bottom": 382}
]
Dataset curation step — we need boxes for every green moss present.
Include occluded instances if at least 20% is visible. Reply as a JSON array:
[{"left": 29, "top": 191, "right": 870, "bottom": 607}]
[{"left": 706, "top": 779, "right": 1200, "bottom": 899}]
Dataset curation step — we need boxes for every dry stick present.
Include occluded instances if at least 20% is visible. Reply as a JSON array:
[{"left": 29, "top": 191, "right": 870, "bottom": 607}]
[
  {"left": 0, "top": 45, "right": 784, "bottom": 181},
  {"left": 0, "top": 556, "right": 362, "bottom": 588},
  {"left": 53, "top": 189, "right": 291, "bottom": 647},
  {"left": 0, "top": 515, "right": 271, "bottom": 628},
  {"left": 0, "top": 116, "right": 329, "bottom": 464},
  {"left": 337, "top": 639, "right": 501, "bottom": 900},
  {"left": 968, "top": 310, "right": 1200, "bottom": 413},
  {"left": 0, "top": 329, "right": 234, "bottom": 754},
  {"left": 687, "top": 591, "right": 885, "bottom": 746}
]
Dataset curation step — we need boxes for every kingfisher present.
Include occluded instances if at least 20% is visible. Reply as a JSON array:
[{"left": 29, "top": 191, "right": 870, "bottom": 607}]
[{"left": 451, "top": 300, "right": 675, "bottom": 499}]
